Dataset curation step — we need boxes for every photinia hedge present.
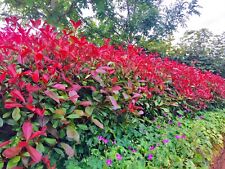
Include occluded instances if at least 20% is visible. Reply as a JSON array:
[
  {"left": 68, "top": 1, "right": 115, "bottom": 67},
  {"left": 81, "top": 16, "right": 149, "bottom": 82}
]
[{"left": 0, "top": 17, "right": 225, "bottom": 168}]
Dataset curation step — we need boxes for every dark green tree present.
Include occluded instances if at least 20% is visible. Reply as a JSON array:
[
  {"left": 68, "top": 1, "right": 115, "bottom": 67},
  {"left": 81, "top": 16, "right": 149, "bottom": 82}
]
[
  {"left": 175, "top": 29, "right": 225, "bottom": 77},
  {"left": 0, "top": 0, "right": 200, "bottom": 44}
]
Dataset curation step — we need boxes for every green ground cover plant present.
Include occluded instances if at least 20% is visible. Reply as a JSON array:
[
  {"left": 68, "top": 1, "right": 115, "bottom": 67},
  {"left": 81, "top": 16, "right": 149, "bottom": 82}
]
[{"left": 62, "top": 110, "right": 225, "bottom": 169}]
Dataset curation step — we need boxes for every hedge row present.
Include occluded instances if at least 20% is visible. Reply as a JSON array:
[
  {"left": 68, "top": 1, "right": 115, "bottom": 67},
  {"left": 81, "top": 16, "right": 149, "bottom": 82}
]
[{"left": 0, "top": 17, "right": 225, "bottom": 168}]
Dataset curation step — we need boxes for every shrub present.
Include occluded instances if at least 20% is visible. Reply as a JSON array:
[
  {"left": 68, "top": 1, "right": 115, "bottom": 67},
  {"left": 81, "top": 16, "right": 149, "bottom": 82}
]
[{"left": 0, "top": 17, "right": 225, "bottom": 168}]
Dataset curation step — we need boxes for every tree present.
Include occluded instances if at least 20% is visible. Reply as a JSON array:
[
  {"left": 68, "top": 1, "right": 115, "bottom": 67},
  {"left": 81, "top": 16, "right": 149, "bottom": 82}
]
[
  {"left": 175, "top": 29, "right": 225, "bottom": 77},
  {"left": 178, "top": 28, "right": 214, "bottom": 57},
  {"left": 0, "top": 0, "right": 200, "bottom": 44}
]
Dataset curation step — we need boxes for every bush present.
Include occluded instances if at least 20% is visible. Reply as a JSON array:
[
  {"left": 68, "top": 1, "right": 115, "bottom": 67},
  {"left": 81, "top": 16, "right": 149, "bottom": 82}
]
[{"left": 0, "top": 17, "right": 225, "bottom": 168}]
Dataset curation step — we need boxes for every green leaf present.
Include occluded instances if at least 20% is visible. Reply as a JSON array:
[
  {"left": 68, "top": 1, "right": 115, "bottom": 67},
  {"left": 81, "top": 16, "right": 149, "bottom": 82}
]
[
  {"left": 44, "top": 138, "right": 57, "bottom": 146},
  {"left": 52, "top": 120, "right": 60, "bottom": 128},
  {"left": 0, "top": 162, "right": 3, "bottom": 169},
  {"left": 66, "top": 125, "right": 80, "bottom": 144},
  {"left": 7, "top": 156, "right": 20, "bottom": 169},
  {"left": 10, "top": 156, "right": 21, "bottom": 163},
  {"left": 85, "top": 106, "right": 95, "bottom": 116},
  {"left": 161, "top": 108, "right": 170, "bottom": 113},
  {"left": 53, "top": 114, "right": 64, "bottom": 119},
  {"left": 36, "top": 143, "right": 45, "bottom": 153},
  {"left": 67, "top": 114, "right": 80, "bottom": 119},
  {"left": 77, "top": 124, "right": 88, "bottom": 130},
  {"left": 0, "top": 117, "right": 3, "bottom": 127},
  {"left": 12, "top": 108, "right": 21, "bottom": 121},
  {"left": 3, "top": 112, "right": 11, "bottom": 118},
  {"left": 53, "top": 148, "right": 65, "bottom": 157},
  {"left": 6, "top": 119, "right": 17, "bottom": 125},
  {"left": 74, "top": 110, "right": 85, "bottom": 117}
]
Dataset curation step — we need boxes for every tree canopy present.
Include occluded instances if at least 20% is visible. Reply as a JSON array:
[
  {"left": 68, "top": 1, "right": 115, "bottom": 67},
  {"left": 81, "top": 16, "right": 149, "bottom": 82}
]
[
  {"left": 175, "top": 29, "right": 225, "bottom": 77},
  {"left": 0, "top": 0, "right": 200, "bottom": 43}
]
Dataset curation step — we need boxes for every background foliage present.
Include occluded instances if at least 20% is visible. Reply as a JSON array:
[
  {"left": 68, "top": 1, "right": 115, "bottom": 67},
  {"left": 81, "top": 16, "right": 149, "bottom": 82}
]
[
  {"left": 174, "top": 29, "right": 225, "bottom": 77},
  {"left": 0, "top": 0, "right": 200, "bottom": 44}
]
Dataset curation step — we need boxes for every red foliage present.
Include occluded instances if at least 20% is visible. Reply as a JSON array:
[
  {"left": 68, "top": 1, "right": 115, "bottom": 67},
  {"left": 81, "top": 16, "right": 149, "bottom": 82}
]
[{"left": 1, "top": 18, "right": 224, "bottom": 107}]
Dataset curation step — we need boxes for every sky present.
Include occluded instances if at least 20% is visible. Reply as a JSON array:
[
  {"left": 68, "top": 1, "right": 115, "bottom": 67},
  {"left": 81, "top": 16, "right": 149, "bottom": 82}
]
[{"left": 171, "top": 0, "right": 225, "bottom": 40}]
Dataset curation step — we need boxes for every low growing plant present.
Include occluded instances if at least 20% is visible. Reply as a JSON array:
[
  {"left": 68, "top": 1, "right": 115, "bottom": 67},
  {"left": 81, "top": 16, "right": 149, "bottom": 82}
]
[{"left": 61, "top": 110, "right": 225, "bottom": 169}]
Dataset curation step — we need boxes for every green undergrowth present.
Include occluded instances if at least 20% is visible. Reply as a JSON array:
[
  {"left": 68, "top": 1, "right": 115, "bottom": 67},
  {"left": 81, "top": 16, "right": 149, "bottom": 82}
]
[{"left": 60, "top": 109, "right": 225, "bottom": 169}]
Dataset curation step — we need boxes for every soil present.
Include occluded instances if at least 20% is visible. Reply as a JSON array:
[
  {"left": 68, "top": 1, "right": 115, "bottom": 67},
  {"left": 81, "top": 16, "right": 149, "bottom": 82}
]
[{"left": 211, "top": 141, "right": 225, "bottom": 169}]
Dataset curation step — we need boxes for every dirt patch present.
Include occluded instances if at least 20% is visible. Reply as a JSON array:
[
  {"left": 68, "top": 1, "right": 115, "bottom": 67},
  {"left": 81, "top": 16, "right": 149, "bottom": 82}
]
[{"left": 211, "top": 141, "right": 225, "bottom": 169}]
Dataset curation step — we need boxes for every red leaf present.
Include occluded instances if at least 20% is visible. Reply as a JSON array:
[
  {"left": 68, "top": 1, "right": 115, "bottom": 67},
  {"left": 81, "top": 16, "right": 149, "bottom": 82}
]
[
  {"left": 0, "top": 140, "right": 11, "bottom": 148},
  {"left": 35, "top": 53, "right": 43, "bottom": 61},
  {"left": 79, "top": 101, "right": 92, "bottom": 106},
  {"left": 60, "top": 143, "right": 75, "bottom": 158},
  {"left": 70, "top": 84, "right": 81, "bottom": 91},
  {"left": 52, "top": 84, "right": 66, "bottom": 90},
  {"left": 0, "top": 72, "right": 6, "bottom": 83},
  {"left": 11, "top": 166, "right": 24, "bottom": 169},
  {"left": 4, "top": 102, "right": 23, "bottom": 109},
  {"left": 10, "top": 89, "right": 26, "bottom": 103},
  {"left": 27, "top": 94, "right": 33, "bottom": 104},
  {"left": 44, "top": 90, "right": 60, "bottom": 103},
  {"left": 22, "top": 70, "right": 32, "bottom": 76},
  {"left": 111, "top": 86, "right": 122, "bottom": 93},
  {"left": 18, "top": 81, "right": 26, "bottom": 89},
  {"left": 96, "top": 68, "right": 107, "bottom": 74},
  {"left": 30, "top": 126, "right": 47, "bottom": 139},
  {"left": 108, "top": 96, "right": 120, "bottom": 110},
  {"left": 70, "top": 20, "right": 82, "bottom": 29},
  {"left": 3, "top": 146, "right": 22, "bottom": 158},
  {"left": 32, "top": 70, "right": 39, "bottom": 83},
  {"left": 42, "top": 156, "right": 56, "bottom": 169},
  {"left": 25, "top": 104, "right": 36, "bottom": 112},
  {"left": 92, "top": 118, "right": 104, "bottom": 129},
  {"left": 34, "top": 108, "right": 45, "bottom": 116},
  {"left": 42, "top": 156, "right": 51, "bottom": 169},
  {"left": 26, "top": 145, "right": 42, "bottom": 163},
  {"left": 30, "top": 131, "right": 45, "bottom": 139},
  {"left": 26, "top": 83, "right": 40, "bottom": 93},
  {"left": 31, "top": 19, "right": 41, "bottom": 28},
  {"left": 111, "top": 77, "right": 118, "bottom": 84},
  {"left": 132, "top": 93, "right": 142, "bottom": 99},
  {"left": 7, "top": 64, "right": 17, "bottom": 78},
  {"left": 42, "top": 74, "right": 49, "bottom": 84},
  {"left": 91, "top": 72, "right": 104, "bottom": 86},
  {"left": 100, "top": 66, "right": 114, "bottom": 71},
  {"left": 68, "top": 90, "right": 79, "bottom": 103},
  {"left": 22, "top": 121, "right": 33, "bottom": 141},
  {"left": 18, "top": 141, "right": 28, "bottom": 148}
]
